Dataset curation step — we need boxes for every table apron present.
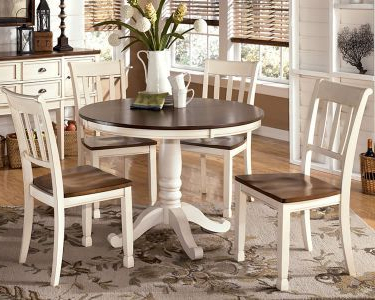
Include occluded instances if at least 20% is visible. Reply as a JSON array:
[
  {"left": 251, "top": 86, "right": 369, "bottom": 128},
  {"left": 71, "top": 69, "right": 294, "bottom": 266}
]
[{"left": 83, "top": 120, "right": 262, "bottom": 139}]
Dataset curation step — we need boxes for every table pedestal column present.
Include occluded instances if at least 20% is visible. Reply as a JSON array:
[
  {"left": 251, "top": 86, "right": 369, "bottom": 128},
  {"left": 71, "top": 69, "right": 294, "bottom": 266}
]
[{"left": 108, "top": 139, "right": 231, "bottom": 260}]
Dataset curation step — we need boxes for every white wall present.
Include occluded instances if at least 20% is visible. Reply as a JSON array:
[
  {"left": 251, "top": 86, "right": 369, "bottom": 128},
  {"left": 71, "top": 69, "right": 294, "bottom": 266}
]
[{"left": 0, "top": 0, "right": 85, "bottom": 137}]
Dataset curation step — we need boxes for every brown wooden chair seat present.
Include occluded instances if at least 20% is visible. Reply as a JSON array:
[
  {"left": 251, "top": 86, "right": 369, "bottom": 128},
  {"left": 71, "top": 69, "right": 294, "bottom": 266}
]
[
  {"left": 33, "top": 165, "right": 132, "bottom": 198},
  {"left": 82, "top": 136, "right": 157, "bottom": 151},
  {"left": 235, "top": 173, "right": 340, "bottom": 204},
  {"left": 181, "top": 134, "right": 246, "bottom": 150}
]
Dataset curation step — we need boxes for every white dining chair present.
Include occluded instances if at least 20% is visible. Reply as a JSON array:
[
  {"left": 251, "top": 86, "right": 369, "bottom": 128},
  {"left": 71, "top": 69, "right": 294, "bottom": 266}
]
[
  {"left": 233, "top": 79, "right": 372, "bottom": 291},
  {"left": 181, "top": 59, "right": 260, "bottom": 218},
  {"left": 3, "top": 88, "right": 134, "bottom": 286},
  {"left": 69, "top": 60, "right": 157, "bottom": 219}
]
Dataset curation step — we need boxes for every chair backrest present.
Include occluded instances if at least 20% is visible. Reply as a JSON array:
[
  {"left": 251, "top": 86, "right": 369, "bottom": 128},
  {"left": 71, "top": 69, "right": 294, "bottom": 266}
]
[
  {"left": 69, "top": 60, "right": 129, "bottom": 112},
  {"left": 69, "top": 60, "right": 130, "bottom": 137},
  {"left": 202, "top": 59, "right": 260, "bottom": 105},
  {"left": 2, "top": 88, "right": 64, "bottom": 198},
  {"left": 302, "top": 79, "right": 372, "bottom": 197}
]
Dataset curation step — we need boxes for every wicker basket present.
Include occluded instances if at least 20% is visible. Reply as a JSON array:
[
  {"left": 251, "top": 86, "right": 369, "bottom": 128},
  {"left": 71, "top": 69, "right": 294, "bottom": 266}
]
[
  {"left": 7, "top": 133, "right": 24, "bottom": 169},
  {"left": 64, "top": 130, "right": 77, "bottom": 156},
  {"left": 360, "top": 153, "right": 375, "bottom": 195},
  {"left": 6, "top": 133, "right": 48, "bottom": 169},
  {"left": 0, "top": 135, "right": 5, "bottom": 168}
]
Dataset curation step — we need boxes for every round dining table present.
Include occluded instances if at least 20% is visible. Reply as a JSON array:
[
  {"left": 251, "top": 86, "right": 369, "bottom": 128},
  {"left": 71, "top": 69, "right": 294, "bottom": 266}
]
[{"left": 79, "top": 98, "right": 264, "bottom": 260}]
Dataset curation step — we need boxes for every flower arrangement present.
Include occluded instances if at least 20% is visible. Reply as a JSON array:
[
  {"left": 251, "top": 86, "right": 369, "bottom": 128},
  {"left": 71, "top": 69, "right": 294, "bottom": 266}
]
[{"left": 95, "top": 0, "right": 207, "bottom": 51}]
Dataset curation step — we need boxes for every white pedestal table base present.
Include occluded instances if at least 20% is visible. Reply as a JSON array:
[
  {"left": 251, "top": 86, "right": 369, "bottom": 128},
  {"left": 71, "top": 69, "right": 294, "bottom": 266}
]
[{"left": 108, "top": 139, "right": 231, "bottom": 260}]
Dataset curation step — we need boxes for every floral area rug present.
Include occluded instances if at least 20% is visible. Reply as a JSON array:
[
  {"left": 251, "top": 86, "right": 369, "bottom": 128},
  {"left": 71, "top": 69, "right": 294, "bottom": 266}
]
[{"left": 0, "top": 201, "right": 374, "bottom": 300}]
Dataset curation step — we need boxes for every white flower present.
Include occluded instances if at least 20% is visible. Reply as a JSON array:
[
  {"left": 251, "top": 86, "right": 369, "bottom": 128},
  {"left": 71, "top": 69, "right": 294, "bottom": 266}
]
[
  {"left": 122, "top": 4, "right": 134, "bottom": 20},
  {"left": 136, "top": 17, "right": 151, "bottom": 33},
  {"left": 108, "top": 32, "right": 121, "bottom": 47},
  {"left": 194, "top": 19, "right": 207, "bottom": 33}
]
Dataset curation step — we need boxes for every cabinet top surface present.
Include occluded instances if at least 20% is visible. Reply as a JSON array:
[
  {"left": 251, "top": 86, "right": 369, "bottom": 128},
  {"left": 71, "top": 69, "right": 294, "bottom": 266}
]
[{"left": 0, "top": 49, "right": 101, "bottom": 62}]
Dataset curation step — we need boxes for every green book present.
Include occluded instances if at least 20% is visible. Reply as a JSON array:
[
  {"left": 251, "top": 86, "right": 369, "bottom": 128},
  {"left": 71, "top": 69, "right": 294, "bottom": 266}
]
[{"left": 131, "top": 92, "right": 169, "bottom": 111}]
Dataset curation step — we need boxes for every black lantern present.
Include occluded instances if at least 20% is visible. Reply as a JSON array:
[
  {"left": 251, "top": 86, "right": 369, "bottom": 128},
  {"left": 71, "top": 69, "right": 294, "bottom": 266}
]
[
  {"left": 17, "top": 24, "right": 34, "bottom": 54},
  {"left": 37, "top": 0, "right": 51, "bottom": 32}
]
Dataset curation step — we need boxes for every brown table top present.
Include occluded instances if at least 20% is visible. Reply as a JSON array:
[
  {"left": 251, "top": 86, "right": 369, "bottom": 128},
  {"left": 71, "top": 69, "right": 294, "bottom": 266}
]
[{"left": 79, "top": 98, "right": 264, "bottom": 131}]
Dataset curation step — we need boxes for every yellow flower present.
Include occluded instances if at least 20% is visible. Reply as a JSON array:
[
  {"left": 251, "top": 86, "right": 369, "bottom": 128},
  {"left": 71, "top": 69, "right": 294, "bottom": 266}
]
[
  {"left": 127, "top": 0, "right": 138, "bottom": 6},
  {"left": 173, "top": 3, "right": 187, "bottom": 24},
  {"left": 145, "top": 3, "right": 157, "bottom": 24}
]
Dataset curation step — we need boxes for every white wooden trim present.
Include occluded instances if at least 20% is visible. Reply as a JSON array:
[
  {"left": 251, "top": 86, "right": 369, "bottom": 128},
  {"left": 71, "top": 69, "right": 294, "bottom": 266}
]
[{"left": 254, "top": 126, "right": 289, "bottom": 141}]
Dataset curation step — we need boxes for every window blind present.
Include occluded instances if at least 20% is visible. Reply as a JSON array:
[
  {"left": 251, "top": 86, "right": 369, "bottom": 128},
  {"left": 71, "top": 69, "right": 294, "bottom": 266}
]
[
  {"left": 85, "top": 0, "right": 122, "bottom": 31},
  {"left": 231, "top": 0, "right": 289, "bottom": 47},
  {"left": 169, "top": 0, "right": 220, "bottom": 26}
]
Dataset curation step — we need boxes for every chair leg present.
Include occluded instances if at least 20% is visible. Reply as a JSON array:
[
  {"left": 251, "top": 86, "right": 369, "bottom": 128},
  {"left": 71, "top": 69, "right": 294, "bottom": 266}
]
[
  {"left": 148, "top": 146, "right": 157, "bottom": 206},
  {"left": 234, "top": 187, "right": 247, "bottom": 262},
  {"left": 19, "top": 192, "right": 34, "bottom": 264},
  {"left": 200, "top": 154, "right": 207, "bottom": 194},
  {"left": 244, "top": 135, "right": 254, "bottom": 202},
  {"left": 82, "top": 204, "right": 93, "bottom": 247},
  {"left": 340, "top": 202, "right": 356, "bottom": 276},
  {"left": 122, "top": 187, "right": 134, "bottom": 268},
  {"left": 276, "top": 207, "right": 291, "bottom": 291},
  {"left": 223, "top": 152, "right": 233, "bottom": 218},
  {"left": 51, "top": 206, "right": 65, "bottom": 287},
  {"left": 91, "top": 153, "right": 101, "bottom": 219},
  {"left": 244, "top": 134, "right": 252, "bottom": 175},
  {"left": 301, "top": 210, "right": 313, "bottom": 252}
]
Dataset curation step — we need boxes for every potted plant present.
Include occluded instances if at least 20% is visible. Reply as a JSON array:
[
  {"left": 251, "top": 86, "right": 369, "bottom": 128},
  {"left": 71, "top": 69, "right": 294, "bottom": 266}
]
[{"left": 95, "top": 0, "right": 207, "bottom": 94}]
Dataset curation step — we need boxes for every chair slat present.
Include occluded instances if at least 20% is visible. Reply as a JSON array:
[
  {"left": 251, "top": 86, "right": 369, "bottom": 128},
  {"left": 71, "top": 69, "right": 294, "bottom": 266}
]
[
  {"left": 96, "top": 76, "right": 104, "bottom": 103},
  {"left": 226, "top": 76, "right": 233, "bottom": 101},
  {"left": 82, "top": 78, "right": 91, "bottom": 107},
  {"left": 23, "top": 113, "right": 38, "bottom": 158},
  {"left": 338, "top": 107, "right": 354, "bottom": 154},
  {"left": 318, "top": 100, "right": 330, "bottom": 148},
  {"left": 238, "top": 76, "right": 246, "bottom": 103},
  {"left": 109, "top": 75, "right": 115, "bottom": 100},
  {"left": 328, "top": 104, "right": 342, "bottom": 151},
  {"left": 33, "top": 114, "right": 48, "bottom": 161},
  {"left": 214, "top": 75, "right": 220, "bottom": 99}
]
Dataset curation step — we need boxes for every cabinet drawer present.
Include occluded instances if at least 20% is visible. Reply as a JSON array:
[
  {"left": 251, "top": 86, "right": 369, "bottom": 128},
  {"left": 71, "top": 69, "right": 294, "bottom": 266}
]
[
  {"left": 23, "top": 60, "right": 61, "bottom": 80},
  {"left": 23, "top": 81, "right": 62, "bottom": 100},
  {"left": 0, "top": 84, "right": 22, "bottom": 104},
  {"left": 0, "top": 63, "right": 21, "bottom": 82},
  {"left": 64, "top": 57, "right": 96, "bottom": 97}
]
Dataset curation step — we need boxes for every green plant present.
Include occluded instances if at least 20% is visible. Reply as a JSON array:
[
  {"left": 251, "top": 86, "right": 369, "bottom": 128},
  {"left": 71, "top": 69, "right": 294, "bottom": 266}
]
[{"left": 94, "top": 0, "right": 207, "bottom": 52}]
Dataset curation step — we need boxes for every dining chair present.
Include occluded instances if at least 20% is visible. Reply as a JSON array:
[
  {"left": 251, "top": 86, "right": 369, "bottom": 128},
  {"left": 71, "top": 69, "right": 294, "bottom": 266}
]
[
  {"left": 3, "top": 88, "right": 134, "bottom": 286},
  {"left": 181, "top": 59, "right": 260, "bottom": 218},
  {"left": 69, "top": 60, "right": 157, "bottom": 219},
  {"left": 233, "top": 79, "right": 372, "bottom": 291}
]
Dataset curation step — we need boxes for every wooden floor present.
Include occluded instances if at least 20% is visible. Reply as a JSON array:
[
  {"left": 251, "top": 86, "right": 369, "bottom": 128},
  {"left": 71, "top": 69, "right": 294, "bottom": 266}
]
[{"left": 0, "top": 135, "right": 374, "bottom": 229}]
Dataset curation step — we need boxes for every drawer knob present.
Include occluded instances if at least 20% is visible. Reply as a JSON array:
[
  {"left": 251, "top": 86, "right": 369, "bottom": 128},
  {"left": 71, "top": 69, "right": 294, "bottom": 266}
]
[
  {"left": 38, "top": 89, "right": 47, "bottom": 94},
  {"left": 38, "top": 68, "right": 47, "bottom": 73},
  {"left": 66, "top": 76, "right": 71, "bottom": 79}
]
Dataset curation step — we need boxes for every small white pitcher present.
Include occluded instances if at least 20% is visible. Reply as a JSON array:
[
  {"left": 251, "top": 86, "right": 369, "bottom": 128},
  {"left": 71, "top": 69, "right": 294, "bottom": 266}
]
[
  {"left": 168, "top": 73, "right": 191, "bottom": 91},
  {"left": 172, "top": 88, "right": 194, "bottom": 108}
]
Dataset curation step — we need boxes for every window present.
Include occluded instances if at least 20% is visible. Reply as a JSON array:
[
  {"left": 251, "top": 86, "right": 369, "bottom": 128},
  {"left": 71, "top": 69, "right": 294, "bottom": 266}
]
[
  {"left": 169, "top": 0, "right": 220, "bottom": 70},
  {"left": 84, "top": 0, "right": 122, "bottom": 61},
  {"left": 239, "top": 44, "right": 289, "bottom": 81},
  {"left": 231, "top": 0, "right": 289, "bottom": 82}
]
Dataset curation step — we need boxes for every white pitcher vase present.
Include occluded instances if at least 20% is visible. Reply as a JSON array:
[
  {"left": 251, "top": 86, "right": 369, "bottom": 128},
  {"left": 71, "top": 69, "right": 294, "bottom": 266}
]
[{"left": 137, "top": 50, "right": 172, "bottom": 94}]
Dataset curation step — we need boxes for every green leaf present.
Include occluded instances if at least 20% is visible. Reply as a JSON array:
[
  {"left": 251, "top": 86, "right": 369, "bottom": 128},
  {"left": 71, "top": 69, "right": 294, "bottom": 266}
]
[{"left": 122, "top": 40, "right": 140, "bottom": 52}]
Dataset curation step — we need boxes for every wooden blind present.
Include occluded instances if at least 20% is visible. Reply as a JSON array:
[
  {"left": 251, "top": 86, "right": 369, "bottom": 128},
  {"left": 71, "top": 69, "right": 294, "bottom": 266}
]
[
  {"left": 231, "top": 0, "right": 289, "bottom": 47},
  {"left": 169, "top": 0, "right": 220, "bottom": 26},
  {"left": 85, "top": 0, "right": 122, "bottom": 31}
]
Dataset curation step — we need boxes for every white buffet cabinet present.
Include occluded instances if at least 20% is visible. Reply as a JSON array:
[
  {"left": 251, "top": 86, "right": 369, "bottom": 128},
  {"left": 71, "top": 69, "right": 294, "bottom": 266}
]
[{"left": 0, "top": 49, "right": 100, "bottom": 159}]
